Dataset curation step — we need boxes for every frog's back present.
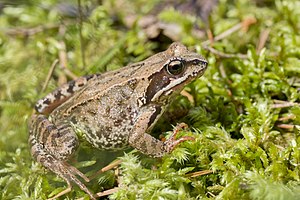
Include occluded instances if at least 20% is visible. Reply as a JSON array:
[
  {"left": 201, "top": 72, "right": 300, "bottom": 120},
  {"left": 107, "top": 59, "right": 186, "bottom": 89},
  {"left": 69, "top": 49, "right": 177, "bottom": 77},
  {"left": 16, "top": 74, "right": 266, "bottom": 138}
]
[
  {"left": 52, "top": 69, "right": 143, "bottom": 150},
  {"left": 50, "top": 60, "right": 148, "bottom": 149}
]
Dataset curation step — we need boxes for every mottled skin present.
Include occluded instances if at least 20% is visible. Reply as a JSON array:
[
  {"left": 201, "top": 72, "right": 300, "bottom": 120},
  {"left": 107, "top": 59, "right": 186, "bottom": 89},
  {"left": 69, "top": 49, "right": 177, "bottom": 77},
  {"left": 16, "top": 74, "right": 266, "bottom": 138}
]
[{"left": 29, "top": 42, "right": 208, "bottom": 199}]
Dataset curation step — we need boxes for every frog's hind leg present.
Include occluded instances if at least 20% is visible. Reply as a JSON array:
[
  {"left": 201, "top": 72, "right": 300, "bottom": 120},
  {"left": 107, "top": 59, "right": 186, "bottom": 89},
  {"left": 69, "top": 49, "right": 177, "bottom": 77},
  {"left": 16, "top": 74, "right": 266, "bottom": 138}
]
[
  {"left": 29, "top": 114, "right": 96, "bottom": 200},
  {"left": 35, "top": 74, "right": 100, "bottom": 115}
]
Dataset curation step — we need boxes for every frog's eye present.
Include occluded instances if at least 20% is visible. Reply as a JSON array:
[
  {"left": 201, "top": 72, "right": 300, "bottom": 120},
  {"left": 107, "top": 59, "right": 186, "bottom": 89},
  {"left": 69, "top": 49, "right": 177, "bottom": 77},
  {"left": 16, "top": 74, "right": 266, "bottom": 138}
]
[{"left": 166, "top": 59, "right": 185, "bottom": 76}]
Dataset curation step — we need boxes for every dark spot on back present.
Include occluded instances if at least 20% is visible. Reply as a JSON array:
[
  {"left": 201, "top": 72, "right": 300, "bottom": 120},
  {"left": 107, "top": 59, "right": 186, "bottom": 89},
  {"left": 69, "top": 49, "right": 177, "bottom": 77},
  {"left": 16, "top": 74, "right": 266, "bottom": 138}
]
[
  {"left": 67, "top": 81, "right": 75, "bottom": 93},
  {"left": 86, "top": 74, "right": 96, "bottom": 80},
  {"left": 114, "top": 119, "right": 123, "bottom": 127},
  {"left": 43, "top": 98, "right": 51, "bottom": 105},
  {"left": 35, "top": 104, "right": 42, "bottom": 112},
  {"left": 77, "top": 82, "right": 84, "bottom": 87},
  {"left": 70, "top": 116, "right": 77, "bottom": 124}
]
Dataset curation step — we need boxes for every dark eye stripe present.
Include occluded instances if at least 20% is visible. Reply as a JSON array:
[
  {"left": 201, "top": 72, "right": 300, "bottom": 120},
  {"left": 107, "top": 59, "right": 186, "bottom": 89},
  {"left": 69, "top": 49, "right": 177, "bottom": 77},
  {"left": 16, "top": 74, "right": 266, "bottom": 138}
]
[{"left": 144, "top": 70, "right": 171, "bottom": 104}]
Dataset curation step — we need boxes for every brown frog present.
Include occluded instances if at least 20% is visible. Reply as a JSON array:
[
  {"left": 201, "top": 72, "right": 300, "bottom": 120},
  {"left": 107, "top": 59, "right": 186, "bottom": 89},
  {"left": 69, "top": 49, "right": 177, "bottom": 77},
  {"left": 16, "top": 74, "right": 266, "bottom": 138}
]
[{"left": 29, "top": 42, "right": 208, "bottom": 199}]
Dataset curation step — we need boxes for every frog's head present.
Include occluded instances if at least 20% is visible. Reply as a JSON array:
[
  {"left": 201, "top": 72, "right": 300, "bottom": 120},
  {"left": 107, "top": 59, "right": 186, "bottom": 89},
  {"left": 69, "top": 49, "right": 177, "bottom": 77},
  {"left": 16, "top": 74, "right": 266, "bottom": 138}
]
[{"left": 141, "top": 42, "right": 208, "bottom": 105}]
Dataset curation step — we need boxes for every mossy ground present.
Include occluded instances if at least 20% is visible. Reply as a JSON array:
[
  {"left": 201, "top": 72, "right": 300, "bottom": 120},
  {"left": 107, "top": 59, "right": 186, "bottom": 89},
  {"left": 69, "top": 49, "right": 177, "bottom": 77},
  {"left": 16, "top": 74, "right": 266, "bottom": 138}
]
[{"left": 0, "top": 0, "right": 299, "bottom": 199}]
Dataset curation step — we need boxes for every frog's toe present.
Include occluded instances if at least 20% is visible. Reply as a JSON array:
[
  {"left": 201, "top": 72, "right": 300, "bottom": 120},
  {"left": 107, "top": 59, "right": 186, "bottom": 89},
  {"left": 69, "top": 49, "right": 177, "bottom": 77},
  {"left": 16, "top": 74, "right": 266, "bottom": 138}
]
[
  {"left": 47, "top": 160, "right": 96, "bottom": 200},
  {"left": 164, "top": 135, "right": 195, "bottom": 153},
  {"left": 163, "top": 123, "right": 194, "bottom": 153}
]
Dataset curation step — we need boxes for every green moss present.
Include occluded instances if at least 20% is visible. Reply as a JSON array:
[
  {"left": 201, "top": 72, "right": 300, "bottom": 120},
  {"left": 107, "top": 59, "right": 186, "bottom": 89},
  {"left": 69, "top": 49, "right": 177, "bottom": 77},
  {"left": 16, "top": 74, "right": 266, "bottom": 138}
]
[{"left": 0, "top": 0, "right": 299, "bottom": 199}]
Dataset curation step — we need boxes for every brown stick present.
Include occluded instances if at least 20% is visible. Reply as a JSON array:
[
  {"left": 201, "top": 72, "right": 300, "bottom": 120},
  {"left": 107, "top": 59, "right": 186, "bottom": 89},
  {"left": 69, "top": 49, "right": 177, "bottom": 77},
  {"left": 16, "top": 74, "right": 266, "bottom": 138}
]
[
  {"left": 88, "top": 159, "right": 122, "bottom": 181},
  {"left": 202, "top": 17, "right": 257, "bottom": 46},
  {"left": 201, "top": 17, "right": 256, "bottom": 59},
  {"left": 77, "top": 0, "right": 86, "bottom": 68},
  {"left": 95, "top": 187, "right": 119, "bottom": 198},
  {"left": 271, "top": 101, "right": 300, "bottom": 108},
  {"left": 58, "top": 26, "right": 78, "bottom": 80},
  {"left": 186, "top": 169, "right": 213, "bottom": 178},
  {"left": 278, "top": 115, "right": 296, "bottom": 121},
  {"left": 4, "top": 24, "right": 60, "bottom": 37},
  {"left": 41, "top": 59, "right": 59, "bottom": 93},
  {"left": 203, "top": 46, "right": 248, "bottom": 59},
  {"left": 276, "top": 124, "right": 295, "bottom": 129},
  {"left": 256, "top": 29, "right": 271, "bottom": 53}
]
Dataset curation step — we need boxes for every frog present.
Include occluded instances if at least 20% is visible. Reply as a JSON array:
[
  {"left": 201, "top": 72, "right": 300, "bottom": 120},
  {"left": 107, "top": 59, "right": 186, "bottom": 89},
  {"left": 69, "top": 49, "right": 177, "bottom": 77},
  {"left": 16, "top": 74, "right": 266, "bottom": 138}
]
[{"left": 28, "top": 42, "right": 208, "bottom": 199}]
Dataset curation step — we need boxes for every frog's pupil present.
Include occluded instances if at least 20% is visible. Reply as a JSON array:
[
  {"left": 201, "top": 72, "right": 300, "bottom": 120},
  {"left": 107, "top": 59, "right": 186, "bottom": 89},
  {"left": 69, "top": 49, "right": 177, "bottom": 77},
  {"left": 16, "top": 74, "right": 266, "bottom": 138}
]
[{"left": 167, "top": 60, "right": 184, "bottom": 75}]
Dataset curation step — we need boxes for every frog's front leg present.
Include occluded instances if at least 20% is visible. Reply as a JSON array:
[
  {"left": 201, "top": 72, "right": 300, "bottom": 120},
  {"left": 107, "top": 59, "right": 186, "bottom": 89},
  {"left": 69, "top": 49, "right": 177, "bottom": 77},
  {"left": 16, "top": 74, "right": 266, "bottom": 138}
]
[
  {"left": 29, "top": 114, "right": 96, "bottom": 200},
  {"left": 129, "top": 106, "right": 194, "bottom": 158}
]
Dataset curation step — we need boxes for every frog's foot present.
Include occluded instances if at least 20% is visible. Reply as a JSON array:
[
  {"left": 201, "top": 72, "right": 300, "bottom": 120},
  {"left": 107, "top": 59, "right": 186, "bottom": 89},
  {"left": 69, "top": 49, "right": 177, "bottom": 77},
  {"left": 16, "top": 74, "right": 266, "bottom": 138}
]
[
  {"left": 67, "top": 163, "right": 90, "bottom": 182},
  {"left": 44, "top": 159, "right": 96, "bottom": 200},
  {"left": 129, "top": 119, "right": 194, "bottom": 158},
  {"left": 164, "top": 123, "right": 195, "bottom": 153}
]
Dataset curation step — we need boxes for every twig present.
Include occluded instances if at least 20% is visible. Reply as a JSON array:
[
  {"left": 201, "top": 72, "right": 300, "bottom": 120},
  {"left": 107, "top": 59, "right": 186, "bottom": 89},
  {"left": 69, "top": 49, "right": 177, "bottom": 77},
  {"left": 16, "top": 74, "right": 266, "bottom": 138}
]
[
  {"left": 88, "top": 159, "right": 122, "bottom": 181},
  {"left": 219, "top": 63, "right": 233, "bottom": 96},
  {"left": 256, "top": 28, "right": 270, "bottom": 53},
  {"left": 201, "top": 17, "right": 256, "bottom": 59},
  {"left": 58, "top": 26, "right": 78, "bottom": 81},
  {"left": 203, "top": 45, "right": 248, "bottom": 59},
  {"left": 241, "top": 17, "right": 257, "bottom": 32},
  {"left": 206, "top": 29, "right": 214, "bottom": 45},
  {"left": 276, "top": 124, "right": 295, "bottom": 129},
  {"left": 186, "top": 169, "right": 213, "bottom": 178},
  {"left": 202, "top": 23, "right": 241, "bottom": 46},
  {"left": 3, "top": 20, "right": 74, "bottom": 37},
  {"left": 219, "top": 63, "right": 227, "bottom": 79},
  {"left": 278, "top": 115, "right": 296, "bottom": 121},
  {"left": 271, "top": 103, "right": 298, "bottom": 108},
  {"left": 271, "top": 100, "right": 300, "bottom": 108},
  {"left": 4, "top": 24, "right": 60, "bottom": 37},
  {"left": 202, "top": 17, "right": 257, "bottom": 46},
  {"left": 78, "top": 0, "right": 86, "bottom": 68},
  {"left": 95, "top": 188, "right": 119, "bottom": 198},
  {"left": 41, "top": 59, "right": 59, "bottom": 93},
  {"left": 273, "top": 100, "right": 292, "bottom": 104}
]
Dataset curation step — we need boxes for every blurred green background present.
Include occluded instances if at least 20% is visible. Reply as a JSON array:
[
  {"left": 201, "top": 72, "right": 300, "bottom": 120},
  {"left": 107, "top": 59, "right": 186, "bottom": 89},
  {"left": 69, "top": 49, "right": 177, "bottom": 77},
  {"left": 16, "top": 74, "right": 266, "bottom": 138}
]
[{"left": 0, "top": 0, "right": 300, "bottom": 199}]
